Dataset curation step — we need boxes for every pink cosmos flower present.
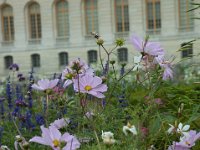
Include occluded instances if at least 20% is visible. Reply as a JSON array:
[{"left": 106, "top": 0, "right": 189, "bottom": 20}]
[
  {"left": 50, "top": 118, "right": 70, "bottom": 129},
  {"left": 73, "top": 74, "right": 107, "bottom": 98},
  {"left": 62, "top": 67, "right": 74, "bottom": 88},
  {"left": 29, "top": 126, "right": 80, "bottom": 150},
  {"left": 130, "top": 34, "right": 164, "bottom": 56},
  {"left": 168, "top": 130, "right": 200, "bottom": 150},
  {"left": 62, "top": 59, "right": 94, "bottom": 88},
  {"left": 69, "top": 58, "right": 94, "bottom": 75},
  {"left": 155, "top": 56, "right": 173, "bottom": 80},
  {"left": 32, "top": 79, "right": 59, "bottom": 91}
]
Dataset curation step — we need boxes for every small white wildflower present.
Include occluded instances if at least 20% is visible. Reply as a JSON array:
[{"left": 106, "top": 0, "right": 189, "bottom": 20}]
[
  {"left": 101, "top": 131, "right": 116, "bottom": 145},
  {"left": 123, "top": 122, "right": 137, "bottom": 136}
]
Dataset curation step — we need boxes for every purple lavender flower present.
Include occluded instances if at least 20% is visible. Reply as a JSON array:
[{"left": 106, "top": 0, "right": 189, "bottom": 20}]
[
  {"left": 130, "top": 34, "right": 164, "bottom": 56},
  {"left": 0, "top": 98, "right": 5, "bottom": 119},
  {"left": 73, "top": 74, "right": 108, "bottom": 98},
  {"left": 35, "top": 114, "right": 45, "bottom": 126},
  {"left": 32, "top": 79, "right": 59, "bottom": 92},
  {"left": 168, "top": 130, "right": 200, "bottom": 150},
  {"left": 6, "top": 78, "right": 12, "bottom": 109},
  {"left": 9, "top": 63, "right": 19, "bottom": 71}
]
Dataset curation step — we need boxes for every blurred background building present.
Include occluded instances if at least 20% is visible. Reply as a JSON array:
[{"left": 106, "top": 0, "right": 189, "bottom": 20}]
[{"left": 0, "top": 0, "right": 199, "bottom": 77}]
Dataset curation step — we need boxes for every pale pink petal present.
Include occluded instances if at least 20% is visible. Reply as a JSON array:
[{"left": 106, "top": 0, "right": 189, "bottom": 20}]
[
  {"left": 61, "top": 133, "right": 80, "bottom": 150},
  {"left": 92, "top": 84, "right": 108, "bottom": 93},
  {"left": 48, "top": 79, "right": 59, "bottom": 89},
  {"left": 63, "top": 80, "right": 73, "bottom": 88},
  {"left": 40, "top": 126, "right": 52, "bottom": 144},
  {"left": 32, "top": 84, "right": 44, "bottom": 91},
  {"left": 38, "top": 79, "right": 49, "bottom": 89},
  {"left": 49, "top": 126, "right": 61, "bottom": 140},
  {"left": 130, "top": 34, "right": 143, "bottom": 52},
  {"left": 90, "top": 76, "right": 102, "bottom": 87},
  {"left": 29, "top": 136, "right": 50, "bottom": 146}
]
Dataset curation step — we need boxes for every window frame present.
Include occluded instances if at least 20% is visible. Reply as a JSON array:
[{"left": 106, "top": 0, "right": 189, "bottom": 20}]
[
  {"left": 178, "top": 0, "right": 194, "bottom": 31},
  {"left": 31, "top": 54, "right": 40, "bottom": 68},
  {"left": 181, "top": 43, "right": 193, "bottom": 58},
  {"left": 59, "top": 52, "right": 69, "bottom": 66},
  {"left": 4, "top": 55, "right": 13, "bottom": 69},
  {"left": 28, "top": 2, "right": 42, "bottom": 40},
  {"left": 145, "top": 0, "right": 161, "bottom": 34},
  {"left": 1, "top": 4, "right": 14, "bottom": 42},
  {"left": 55, "top": 0, "right": 69, "bottom": 38},
  {"left": 114, "top": 0, "right": 129, "bottom": 33},
  {"left": 117, "top": 48, "right": 128, "bottom": 63},
  {"left": 88, "top": 50, "right": 98, "bottom": 64},
  {"left": 84, "top": 0, "right": 98, "bottom": 35}
]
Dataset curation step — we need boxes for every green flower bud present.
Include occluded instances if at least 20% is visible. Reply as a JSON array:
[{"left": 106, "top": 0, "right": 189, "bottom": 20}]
[
  {"left": 110, "top": 60, "right": 116, "bottom": 65},
  {"left": 22, "top": 141, "right": 29, "bottom": 150},
  {"left": 96, "top": 37, "right": 104, "bottom": 45},
  {"left": 115, "top": 38, "right": 125, "bottom": 47}
]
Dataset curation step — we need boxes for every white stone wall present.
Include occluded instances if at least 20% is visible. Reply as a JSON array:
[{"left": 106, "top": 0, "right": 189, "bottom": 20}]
[{"left": 0, "top": 0, "right": 199, "bottom": 78}]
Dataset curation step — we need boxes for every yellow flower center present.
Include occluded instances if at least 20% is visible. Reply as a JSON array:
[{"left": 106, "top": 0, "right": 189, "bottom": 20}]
[
  {"left": 53, "top": 139, "right": 60, "bottom": 147},
  {"left": 85, "top": 85, "right": 92, "bottom": 91},
  {"left": 185, "top": 141, "right": 190, "bottom": 146},
  {"left": 127, "top": 122, "right": 132, "bottom": 128}
]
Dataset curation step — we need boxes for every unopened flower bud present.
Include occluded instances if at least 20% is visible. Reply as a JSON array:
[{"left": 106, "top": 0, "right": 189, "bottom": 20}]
[
  {"left": 180, "top": 103, "right": 184, "bottom": 111},
  {"left": 96, "top": 37, "right": 104, "bottom": 45},
  {"left": 110, "top": 60, "right": 115, "bottom": 65},
  {"left": 65, "top": 73, "right": 73, "bottom": 80},
  {"left": 22, "top": 141, "right": 29, "bottom": 150},
  {"left": 115, "top": 38, "right": 125, "bottom": 47},
  {"left": 101, "top": 76, "right": 107, "bottom": 83},
  {"left": 15, "top": 135, "right": 23, "bottom": 142}
]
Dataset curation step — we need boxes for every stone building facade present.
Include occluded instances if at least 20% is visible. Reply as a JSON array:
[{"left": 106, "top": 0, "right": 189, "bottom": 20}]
[{"left": 0, "top": 0, "right": 199, "bottom": 77}]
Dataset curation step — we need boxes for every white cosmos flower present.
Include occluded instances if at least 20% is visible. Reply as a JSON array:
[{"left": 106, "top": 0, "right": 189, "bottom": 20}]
[
  {"left": 167, "top": 122, "right": 190, "bottom": 135},
  {"left": 1, "top": 145, "right": 10, "bottom": 150},
  {"left": 123, "top": 122, "right": 137, "bottom": 136},
  {"left": 101, "top": 131, "right": 116, "bottom": 145},
  {"left": 177, "top": 122, "right": 190, "bottom": 135},
  {"left": 167, "top": 124, "right": 175, "bottom": 134},
  {"left": 133, "top": 55, "right": 142, "bottom": 71}
]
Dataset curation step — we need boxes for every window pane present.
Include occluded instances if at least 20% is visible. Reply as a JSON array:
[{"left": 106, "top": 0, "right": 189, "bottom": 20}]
[
  {"left": 59, "top": 52, "right": 68, "bottom": 66},
  {"left": 88, "top": 50, "right": 97, "bottom": 63},
  {"left": 85, "top": 0, "right": 98, "bottom": 34},
  {"left": 31, "top": 54, "right": 40, "bottom": 67},
  {"left": 115, "top": 0, "right": 129, "bottom": 32},
  {"left": 4, "top": 56, "right": 13, "bottom": 69},
  {"left": 118, "top": 48, "right": 128, "bottom": 62},
  {"left": 56, "top": 1, "right": 69, "bottom": 37},
  {"left": 2, "top": 5, "right": 14, "bottom": 41},
  {"left": 179, "top": 0, "right": 194, "bottom": 30},
  {"left": 146, "top": 0, "right": 161, "bottom": 31},
  {"left": 181, "top": 43, "right": 193, "bottom": 58},
  {"left": 29, "top": 3, "right": 41, "bottom": 39}
]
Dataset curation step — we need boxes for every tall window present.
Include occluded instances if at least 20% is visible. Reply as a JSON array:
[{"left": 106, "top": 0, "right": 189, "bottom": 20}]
[
  {"left": 31, "top": 54, "right": 40, "bottom": 67},
  {"left": 115, "top": 0, "right": 129, "bottom": 32},
  {"left": 56, "top": 0, "right": 69, "bottom": 37},
  {"left": 118, "top": 48, "right": 128, "bottom": 62},
  {"left": 146, "top": 0, "right": 161, "bottom": 33},
  {"left": 178, "top": 0, "right": 194, "bottom": 31},
  {"left": 4, "top": 56, "right": 13, "bottom": 69},
  {"left": 1, "top": 5, "right": 14, "bottom": 42},
  {"left": 84, "top": 0, "right": 98, "bottom": 35},
  {"left": 88, "top": 50, "right": 97, "bottom": 63},
  {"left": 181, "top": 43, "right": 193, "bottom": 58},
  {"left": 59, "top": 52, "right": 68, "bottom": 66},
  {"left": 28, "top": 2, "right": 41, "bottom": 39}
]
